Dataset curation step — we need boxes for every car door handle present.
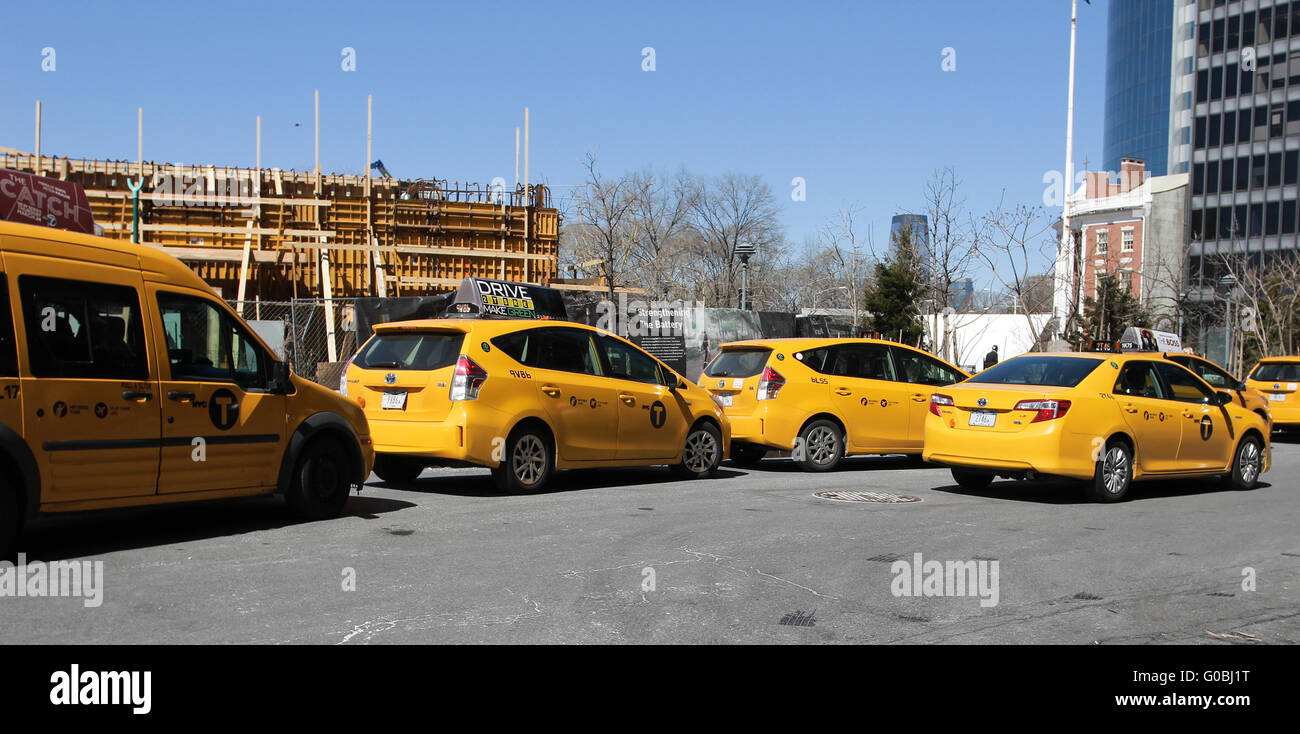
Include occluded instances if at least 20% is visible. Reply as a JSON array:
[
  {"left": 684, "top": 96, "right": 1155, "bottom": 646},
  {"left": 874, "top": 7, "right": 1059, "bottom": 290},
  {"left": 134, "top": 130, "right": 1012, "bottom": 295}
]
[
  {"left": 618, "top": 393, "right": 637, "bottom": 405},
  {"left": 122, "top": 390, "right": 152, "bottom": 401},
  {"left": 167, "top": 390, "right": 196, "bottom": 402},
  {"left": 540, "top": 385, "right": 561, "bottom": 398},
  {"left": 834, "top": 388, "right": 852, "bottom": 396},
  {"left": 1123, "top": 404, "right": 1139, "bottom": 413},
  {"left": 911, "top": 393, "right": 928, "bottom": 402}
]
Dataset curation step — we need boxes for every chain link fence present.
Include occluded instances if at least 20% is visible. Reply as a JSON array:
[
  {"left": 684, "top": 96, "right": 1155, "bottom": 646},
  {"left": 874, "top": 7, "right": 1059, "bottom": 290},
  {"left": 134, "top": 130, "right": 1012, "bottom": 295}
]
[{"left": 227, "top": 299, "right": 358, "bottom": 387}]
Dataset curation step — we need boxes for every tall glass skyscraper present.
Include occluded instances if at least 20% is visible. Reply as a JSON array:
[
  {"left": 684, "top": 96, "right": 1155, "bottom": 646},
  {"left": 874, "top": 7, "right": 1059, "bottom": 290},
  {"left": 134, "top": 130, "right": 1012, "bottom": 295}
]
[{"left": 1103, "top": 0, "right": 1179, "bottom": 175}]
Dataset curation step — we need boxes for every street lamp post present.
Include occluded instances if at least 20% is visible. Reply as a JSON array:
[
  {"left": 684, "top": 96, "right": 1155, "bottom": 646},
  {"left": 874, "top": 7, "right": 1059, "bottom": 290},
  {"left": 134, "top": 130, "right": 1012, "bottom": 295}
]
[{"left": 735, "top": 242, "right": 757, "bottom": 310}]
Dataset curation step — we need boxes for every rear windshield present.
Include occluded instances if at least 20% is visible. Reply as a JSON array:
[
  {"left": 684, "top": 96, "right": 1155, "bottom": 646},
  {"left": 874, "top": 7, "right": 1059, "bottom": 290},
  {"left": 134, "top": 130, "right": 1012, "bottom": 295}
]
[
  {"left": 969, "top": 356, "right": 1103, "bottom": 387},
  {"left": 354, "top": 331, "right": 463, "bottom": 371},
  {"left": 1251, "top": 362, "right": 1300, "bottom": 382},
  {"left": 705, "top": 348, "right": 771, "bottom": 378}
]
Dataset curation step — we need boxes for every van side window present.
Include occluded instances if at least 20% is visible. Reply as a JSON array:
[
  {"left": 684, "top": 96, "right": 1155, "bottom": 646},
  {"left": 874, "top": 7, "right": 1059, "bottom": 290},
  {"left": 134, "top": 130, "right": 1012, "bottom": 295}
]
[
  {"left": 1113, "top": 362, "right": 1164, "bottom": 399},
  {"left": 0, "top": 275, "right": 17, "bottom": 377},
  {"left": 157, "top": 292, "right": 268, "bottom": 390},
  {"left": 18, "top": 275, "right": 148, "bottom": 380},
  {"left": 829, "top": 343, "right": 896, "bottom": 381},
  {"left": 492, "top": 329, "right": 538, "bottom": 367},
  {"left": 534, "top": 328, "right": 601, "bottom": 376},
  {"left": 890, "top": 347, "right": 964, "bottom": 386}
]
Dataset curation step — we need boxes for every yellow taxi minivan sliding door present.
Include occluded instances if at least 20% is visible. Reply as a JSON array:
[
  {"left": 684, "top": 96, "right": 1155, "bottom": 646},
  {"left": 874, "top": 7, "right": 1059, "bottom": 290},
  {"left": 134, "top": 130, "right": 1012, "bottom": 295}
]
[
  {"left": 0, "top": 259, "right": 22, "bottom": 467},
  {"left": 150, "top": 287, "right": 285, "bottom": 494},
  {"left": 6, "top": 244, "right": 162, "bottom": 503}
]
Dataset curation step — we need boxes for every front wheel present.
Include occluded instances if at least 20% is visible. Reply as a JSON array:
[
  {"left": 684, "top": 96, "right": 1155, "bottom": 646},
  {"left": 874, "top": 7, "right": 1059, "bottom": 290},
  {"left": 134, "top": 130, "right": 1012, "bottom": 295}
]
[
  {"left": 1226, "top": 435, "right": 1263, "bottom": 490},
  {"left": 287, "top": 437, "right": 354, "bottom": 520},
  {"left": 491, "top": 426, "right": 553, "bottom": 494},
  {"left": 671, "top": 423, "right": 723, "bottom": 479},
  {"left": 795, "top": 419, "right": 843, "bottom": 472},
  {"left": 1085, "top": 440, "right": 1132, "bottom": 503},
  {"left": 950, "top": 467, "right": 993, "bottom": 491}
]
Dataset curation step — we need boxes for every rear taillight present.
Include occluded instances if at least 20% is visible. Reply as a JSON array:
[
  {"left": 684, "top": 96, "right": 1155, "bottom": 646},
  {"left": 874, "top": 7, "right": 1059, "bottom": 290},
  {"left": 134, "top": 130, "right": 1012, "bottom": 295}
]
[
  {"left": 757, "top": 366, "right": 785, "bottom": 400},
  {"left": 450, "top": 354, "right": 488, "bottom": 401},
  {"left": 339, "top": 354, "right": 356, "bottom": 396},
  {"left": 929, "top": 393, "right": 954, "bottom": 416},
  {"left": 1014, "top": 399, "right": 1071, "bottom": 422}
]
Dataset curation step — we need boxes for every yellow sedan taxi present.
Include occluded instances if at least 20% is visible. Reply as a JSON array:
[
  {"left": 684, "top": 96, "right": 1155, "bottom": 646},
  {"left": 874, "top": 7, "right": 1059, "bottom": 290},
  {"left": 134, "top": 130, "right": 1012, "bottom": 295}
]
[
  {"left": 699, "top": 338, "right": 968, "bottom": 471},
  {"left": 1164, "top": 352, "right": 1271, "bottom": 426},
  {"left": 923, "top": 352, "right": 1270, "bottom": 502},
  {"left": 1245, "top": 357, "right": 1300, "bottom": 430}
]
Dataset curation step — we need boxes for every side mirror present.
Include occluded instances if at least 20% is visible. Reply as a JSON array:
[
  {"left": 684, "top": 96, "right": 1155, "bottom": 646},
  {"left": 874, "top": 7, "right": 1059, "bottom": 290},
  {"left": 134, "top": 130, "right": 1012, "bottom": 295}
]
[
  {"left": 1213, "top": 391, "right": 1234, "bottom": 406},
  {"left": 272, "top": 361, "right": 293, "bottom": 394},
  {"left": 1235, "top": 380, "right": 1248, "bottom": 391}
]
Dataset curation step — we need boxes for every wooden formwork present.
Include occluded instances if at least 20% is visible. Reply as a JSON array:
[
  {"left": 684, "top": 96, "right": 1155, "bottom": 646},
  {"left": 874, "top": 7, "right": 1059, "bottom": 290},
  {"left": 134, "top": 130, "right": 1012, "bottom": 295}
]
[{"left": 1, "top": 154, "right": 560, "bottom": 301}]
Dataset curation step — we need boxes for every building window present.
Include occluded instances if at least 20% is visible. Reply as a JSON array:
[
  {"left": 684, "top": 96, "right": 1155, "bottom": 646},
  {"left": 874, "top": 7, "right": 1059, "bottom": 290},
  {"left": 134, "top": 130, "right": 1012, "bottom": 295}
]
[
  {"left": 1096, "top": 230, "right": 1108, "bottom": 254},
  {"left": 1121, "top": 230, "right": 1134, "bottom": 252}
]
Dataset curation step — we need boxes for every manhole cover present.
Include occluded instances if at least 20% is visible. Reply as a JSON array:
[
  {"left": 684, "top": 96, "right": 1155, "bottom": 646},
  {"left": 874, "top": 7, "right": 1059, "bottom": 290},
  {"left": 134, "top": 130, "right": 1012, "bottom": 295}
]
[{"left": 814, "top": 490, "right": 922, "bottom": 503}]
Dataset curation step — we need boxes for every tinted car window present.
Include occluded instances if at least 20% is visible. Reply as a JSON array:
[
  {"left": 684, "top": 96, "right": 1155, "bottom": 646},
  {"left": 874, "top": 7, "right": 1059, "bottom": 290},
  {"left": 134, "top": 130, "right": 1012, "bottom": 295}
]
[
  {"left": 1168, "top": 355, "right": 1234, "bottom": 388},
  {"left": 355, "top": 330, "right": 463, "bottom": 371},
  {"left": 705, "top": 348, "right": 770, "bottom": 378},
  {"left": 829, "top": 343, "right": 896, "bottom": 381},
  {"left": 1154, "top": 362, "right": 1213, "bottom": 404},
  {"left": 891, "top": 346, "right": 965, "bottom": 386},
  {"left": 492, "top": 330, "right": 537, "bottom": 366},
  {"left": 794, "top": 346, "right": 833, "bottom": 373},
  {"left": 1251, "top": 362, "right": 1300, "bottom": 382},
  {"left": 600, "top": 336, "right": 664, "bottom": 385},
  {"left": 971, "top": 356, "right": 1102, "bottom": 387},
  {"left": 20, "top": 275, "right": 148, "bottom": 380},
  {"left": 1114, "top": 362, "right": 1164, "bottom": 399},
  {"left": 535, "top": 328, "right": 602, "bottom": 376}
]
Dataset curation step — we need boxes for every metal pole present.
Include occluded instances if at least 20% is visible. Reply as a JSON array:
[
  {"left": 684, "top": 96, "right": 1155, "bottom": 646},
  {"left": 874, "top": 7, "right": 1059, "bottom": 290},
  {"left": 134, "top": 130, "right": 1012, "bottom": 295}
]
[
  {"left": 34, "top": 101, "right": 41, "bottom": 176},
  {"left": 1053, "top": 0, "right": 1080, "bottom": 340}
]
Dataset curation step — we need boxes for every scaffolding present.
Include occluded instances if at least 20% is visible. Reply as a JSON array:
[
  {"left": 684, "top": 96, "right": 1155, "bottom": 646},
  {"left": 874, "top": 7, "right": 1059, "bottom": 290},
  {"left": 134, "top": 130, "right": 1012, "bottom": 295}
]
[{"left": 0, "top": 153, "right": 560, "bottom": 303}]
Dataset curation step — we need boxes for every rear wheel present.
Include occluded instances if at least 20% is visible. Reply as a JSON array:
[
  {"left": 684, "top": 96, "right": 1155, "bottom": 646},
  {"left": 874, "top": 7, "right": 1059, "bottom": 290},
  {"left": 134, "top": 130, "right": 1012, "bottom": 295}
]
[
  {"left": 671, "top": 422, "right": 723, "bottom": 479},
  {"left": 1085, "top": 440, "right": 1132, "bottom": 502},
  {"left": 1226, "top": 435, "right": 1263, "bottom": 490},
  {"left": 950, "top": 467, "right": 993, "bottom": 491},
  {"left": 287, "top": 437, "right": 354, "bottom": 520},
  {"left": 0, "top": 482, "right": 20, "bottom": 561},
  {"left": 729, "top": 442, "right": 767, "bottom": 467},
  {"left": 492, "top": 426, "right": 553, "bottom": 494},
  {"left": 372, "top": 455, "right": 426, "bottom": 484},
  {"left": 796, "top": 419, "right": 843, "bottom": 472}
]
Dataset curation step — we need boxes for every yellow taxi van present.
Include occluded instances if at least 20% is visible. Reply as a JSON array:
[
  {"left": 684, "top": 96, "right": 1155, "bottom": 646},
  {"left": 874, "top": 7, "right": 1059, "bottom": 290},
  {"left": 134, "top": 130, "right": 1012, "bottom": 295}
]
[
  {"left": 698, "top": 337, "right": 969, "bottom": 471},
  {"left": 0, "top": 216, "right": 373, "bottom": 556},
  {"left": 923, "top": 351, "right": 1270, "bottom": 502},
  {"left": 1245, "top": 356, "right": 1300, "bottom": 430}
]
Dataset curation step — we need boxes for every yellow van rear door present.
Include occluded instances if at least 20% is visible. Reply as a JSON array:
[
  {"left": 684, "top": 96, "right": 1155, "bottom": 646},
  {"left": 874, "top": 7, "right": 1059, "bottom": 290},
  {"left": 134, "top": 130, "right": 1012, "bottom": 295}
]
[{"left": 7, "top": 246, "right": 161, "bottom": 503}]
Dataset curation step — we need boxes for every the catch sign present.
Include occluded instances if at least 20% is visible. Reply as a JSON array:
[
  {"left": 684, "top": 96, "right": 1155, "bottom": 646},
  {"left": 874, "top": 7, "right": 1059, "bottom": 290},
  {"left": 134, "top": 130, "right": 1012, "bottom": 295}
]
[
  {"left": 0, "top": 169, "right": 95, "bottom": 235},
  {"left": 447, "top": 277, "right": 568, "bottom": 320}
]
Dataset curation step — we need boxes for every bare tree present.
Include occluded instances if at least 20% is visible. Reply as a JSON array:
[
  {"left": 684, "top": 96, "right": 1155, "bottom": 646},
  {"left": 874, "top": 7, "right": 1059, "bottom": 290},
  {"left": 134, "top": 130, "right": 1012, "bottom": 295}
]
[
  {"left": 817, "top": 203, "right": 871, "bottom": 328},
  {"left": 977, "top": 201, "right": 1058, "bottom": 350},
  {"left": 568, "top": 153, "right": 651, "bottom": 301},
  {"left": 625, "top": 167, "right": 696, "bottom": 300},
  {"left": 687, "top": 172, "right": 784, "bottom": 308}
]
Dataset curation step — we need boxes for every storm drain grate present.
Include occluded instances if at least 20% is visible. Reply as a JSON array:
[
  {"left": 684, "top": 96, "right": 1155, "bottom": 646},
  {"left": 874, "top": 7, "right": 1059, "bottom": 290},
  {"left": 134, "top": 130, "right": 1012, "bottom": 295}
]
[{"left": 815, "top": 490, "right": 922, "bottom": 504}]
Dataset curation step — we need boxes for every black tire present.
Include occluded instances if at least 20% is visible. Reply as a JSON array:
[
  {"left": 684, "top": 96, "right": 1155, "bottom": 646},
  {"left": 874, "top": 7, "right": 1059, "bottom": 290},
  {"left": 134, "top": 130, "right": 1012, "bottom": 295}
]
[
  {"left": 1085, "top": 439, "right": 1133, "bottom": 503},
  {"left": 729, "top": 442, "right": 767, "bottom": 467},
  {"left": 1226, "top": 435, "right": 1264, "bottom": 490},
  {"left": 671, "top": 422, "right": 724, "bottom": 479},
  {"left": 286, "top": 437, "right": 354, "bottom": 520},
  {"left": 372, "top": 455, "right": 426, "bottom": 484},
  {"left": 0, "top": 483, "right": 19, "bottom": 562},
  {"left": 950, "top": 467, "right": 993, "bottom": 491},
  {"left": 491, "top": 425, "right": 554, "bottom": 494},
  {"left": 795, "top": 419, "right": 843, "bottom": 472},
  {"left": 904, "top": 453, "right": 930, "bottom": 467}
]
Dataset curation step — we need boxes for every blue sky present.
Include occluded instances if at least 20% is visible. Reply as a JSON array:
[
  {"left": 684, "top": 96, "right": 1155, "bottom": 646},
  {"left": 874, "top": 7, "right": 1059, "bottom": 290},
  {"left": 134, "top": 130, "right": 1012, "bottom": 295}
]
[{"left": 1, "top": 0, "right": 1109, "bottom": 283}]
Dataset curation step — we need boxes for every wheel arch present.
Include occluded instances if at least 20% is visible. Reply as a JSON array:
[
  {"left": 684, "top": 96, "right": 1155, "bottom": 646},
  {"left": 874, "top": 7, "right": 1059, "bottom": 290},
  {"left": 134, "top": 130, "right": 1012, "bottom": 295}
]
[
  {"left": 0, "top": 422, "right": 40, "bottom": 519},
  {"left": 276, "top": 412, "right": 366, "bottom": 492}
]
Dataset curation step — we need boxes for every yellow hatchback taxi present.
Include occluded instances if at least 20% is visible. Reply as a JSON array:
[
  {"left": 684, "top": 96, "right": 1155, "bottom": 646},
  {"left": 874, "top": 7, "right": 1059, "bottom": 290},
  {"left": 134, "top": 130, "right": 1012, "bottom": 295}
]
[
  {"left": 923, "top": 352, "right": 1270, "bottom": 502},
  {"left": 0, "top": 219, "right": 374, "bottom": 557},
  {"left": 343, "top": 319, "right": 729, "bottom": 493},
  {"left": 699, "top": 338, "right": 969, "bottom": 471},
  {"left": 1245, "top": 357, "right": 1300, "bottom": 430}
]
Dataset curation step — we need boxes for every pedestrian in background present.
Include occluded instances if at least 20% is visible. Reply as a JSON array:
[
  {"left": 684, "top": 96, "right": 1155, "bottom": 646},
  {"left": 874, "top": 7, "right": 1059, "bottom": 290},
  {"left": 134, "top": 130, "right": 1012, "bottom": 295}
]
[{"left": 983, "top": 345, "right": 999, "bottom": 370}]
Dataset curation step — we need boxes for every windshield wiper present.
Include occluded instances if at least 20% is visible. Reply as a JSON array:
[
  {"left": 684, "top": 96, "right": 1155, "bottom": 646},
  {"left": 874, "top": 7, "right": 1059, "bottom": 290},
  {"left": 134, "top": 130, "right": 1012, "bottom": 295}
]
[{"left": 366, "top": 361, "right": 403, "bottom": 369}]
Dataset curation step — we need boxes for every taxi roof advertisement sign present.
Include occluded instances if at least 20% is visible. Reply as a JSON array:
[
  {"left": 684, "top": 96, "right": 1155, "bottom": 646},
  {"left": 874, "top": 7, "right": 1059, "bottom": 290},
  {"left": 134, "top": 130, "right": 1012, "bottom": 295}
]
[
  {"left": 1119, "top": 327, "right": 1182, "bottom": 353},
  {"left": 449, "top": 277, "right": 568, "bottom": 320},
  {"left": 0, "top": 169, "right": 96, "bottom": 235}
]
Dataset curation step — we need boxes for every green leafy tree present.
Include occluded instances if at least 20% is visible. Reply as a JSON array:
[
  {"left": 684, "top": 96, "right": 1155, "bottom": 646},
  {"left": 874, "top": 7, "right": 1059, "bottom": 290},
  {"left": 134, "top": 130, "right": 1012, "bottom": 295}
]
[
  {"left": 862, "top": 225, "right": 923, "bottom": 346},
  {"left": 1071, "top": 273, "right": 1152, "bottom": 348}
]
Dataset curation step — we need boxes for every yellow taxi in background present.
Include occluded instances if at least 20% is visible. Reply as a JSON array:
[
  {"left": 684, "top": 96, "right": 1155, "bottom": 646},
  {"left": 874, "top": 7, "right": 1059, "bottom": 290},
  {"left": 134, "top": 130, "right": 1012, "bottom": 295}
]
[
  {"left": 923, "top": 352, "right": 1270, "bottom": 502},
  {"left": 1164, "top": 352, "right": 1270, "bottom": 426},
  {"left": 342, "top": 319, "right": 729, "bottom": 493},
  {"left": 1245, "top": 357, "right": 1300, "bottom": 430},
  {"left": 699, "top": 338, "right": 969, "bottom": 471}
]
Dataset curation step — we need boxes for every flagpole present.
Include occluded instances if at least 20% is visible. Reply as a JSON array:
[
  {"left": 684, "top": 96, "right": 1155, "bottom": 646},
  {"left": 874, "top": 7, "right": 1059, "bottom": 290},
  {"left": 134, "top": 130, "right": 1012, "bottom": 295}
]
[{"left": 1054, "top": 0, "right": 1080, "bottom": 345}]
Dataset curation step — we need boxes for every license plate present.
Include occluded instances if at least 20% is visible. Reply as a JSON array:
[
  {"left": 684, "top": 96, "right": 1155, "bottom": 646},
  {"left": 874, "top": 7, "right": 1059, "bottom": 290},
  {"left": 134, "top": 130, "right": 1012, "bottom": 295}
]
[
  {"left": 715, "top": 393, "right": 733, "bottom": 407},
  {"left": 968, "top": 410, "right": 996, "bottom": 427},
  {"left": 1269, "top": 392, "right": 1287, "bottom": 402},
  {"left": 381, "top": 391, "right": 408, "bottom": 410}
]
